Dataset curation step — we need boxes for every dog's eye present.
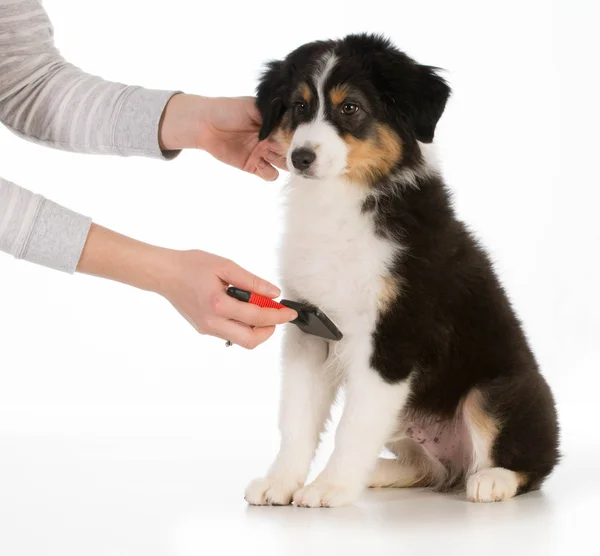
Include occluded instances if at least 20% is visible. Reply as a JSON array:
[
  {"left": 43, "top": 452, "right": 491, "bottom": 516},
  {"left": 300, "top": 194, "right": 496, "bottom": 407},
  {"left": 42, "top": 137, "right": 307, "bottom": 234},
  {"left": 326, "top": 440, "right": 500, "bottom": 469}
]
[
  {"left": 342, "top": 103, "right": 359, "bottom": 115},
  {"left": 293, "top": 101, "right": 307, "bottom": 114}
]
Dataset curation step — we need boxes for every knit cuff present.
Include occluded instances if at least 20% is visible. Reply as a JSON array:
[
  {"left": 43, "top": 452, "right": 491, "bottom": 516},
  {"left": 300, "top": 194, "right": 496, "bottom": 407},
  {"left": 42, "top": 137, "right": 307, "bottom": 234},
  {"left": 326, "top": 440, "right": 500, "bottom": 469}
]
[
  {"left": 112, "top": 87, "right": 182, "bottom": 160},
  {"left": 21, "top": 199, "right": 92, "bottom": 274}
]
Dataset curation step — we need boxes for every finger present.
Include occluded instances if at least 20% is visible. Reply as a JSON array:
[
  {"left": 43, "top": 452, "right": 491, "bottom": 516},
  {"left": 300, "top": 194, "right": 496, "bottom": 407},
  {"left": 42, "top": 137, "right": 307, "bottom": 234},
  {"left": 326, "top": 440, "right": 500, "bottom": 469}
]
[
  {"left": 219, "top": 260, "right": 280, "bottom": 298},
  {"left": 265, "top": 150, "right": 288, "bottom": 171},
  {"left": 217, "top": 293, "right": 297, "bottom": 327},
  {"left": 213, "top": 319, "right": 276, "bottom": 350},
  {"left": 255, "top": 158, "right": 279, "bottom": 181},
  {"left": 243, "top": 142, "right": 279, "bottom": 182},
  {"left": 245, "top": 98, "right": 262, "bottom": 125},
  {"left": 265, "top": 139, "right": 287, "bottom": 157}
]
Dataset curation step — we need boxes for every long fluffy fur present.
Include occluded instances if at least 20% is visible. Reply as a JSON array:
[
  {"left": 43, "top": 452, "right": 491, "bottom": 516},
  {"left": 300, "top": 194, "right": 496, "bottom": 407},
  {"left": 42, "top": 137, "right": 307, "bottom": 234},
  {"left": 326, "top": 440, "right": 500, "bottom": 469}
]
[{"left": 244, "top": 33, "right": 559, "bottom": 508}]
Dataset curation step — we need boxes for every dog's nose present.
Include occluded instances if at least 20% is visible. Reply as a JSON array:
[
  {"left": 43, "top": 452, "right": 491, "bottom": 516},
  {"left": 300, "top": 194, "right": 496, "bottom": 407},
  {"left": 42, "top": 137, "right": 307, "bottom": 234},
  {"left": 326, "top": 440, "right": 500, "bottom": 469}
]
[{"left": 291, "top": 148, "right": 316, "bottom": 171}]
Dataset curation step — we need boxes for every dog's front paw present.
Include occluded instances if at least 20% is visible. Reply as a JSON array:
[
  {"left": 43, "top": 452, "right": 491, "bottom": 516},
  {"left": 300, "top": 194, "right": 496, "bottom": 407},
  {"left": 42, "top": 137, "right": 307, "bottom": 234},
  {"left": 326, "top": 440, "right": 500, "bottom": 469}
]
[
  {"left": 244, "top": 475, "right": 303, "bottom": 506},
  {"left": 293, "top": 480, "right": 362, "bottom": 508}
]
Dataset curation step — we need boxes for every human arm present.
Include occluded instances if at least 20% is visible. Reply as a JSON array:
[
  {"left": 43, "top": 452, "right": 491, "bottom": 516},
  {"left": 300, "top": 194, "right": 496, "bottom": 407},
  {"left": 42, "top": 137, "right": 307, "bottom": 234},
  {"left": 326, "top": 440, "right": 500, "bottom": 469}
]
[
  {"left": 0, "top": 1, "right": 286, "bottom": 273},
  {"left": 0, "top": 0, "right": 292, "bottom": 345},
  {"left": 0, "top": 0, "right": 285, "bottom": 171},
  {"left": 76, "top": 224, "right": 297, "bottom": 349},
  {"left": 0, "top": 176, "right": 297, "bottom": 347}
]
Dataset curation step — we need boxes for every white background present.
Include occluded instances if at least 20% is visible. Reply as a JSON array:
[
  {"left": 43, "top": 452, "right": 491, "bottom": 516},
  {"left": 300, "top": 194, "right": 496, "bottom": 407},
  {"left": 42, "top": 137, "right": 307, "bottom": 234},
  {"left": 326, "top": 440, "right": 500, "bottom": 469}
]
[{"left": 0, "top": 0, "right": 599, "bottom": 554}]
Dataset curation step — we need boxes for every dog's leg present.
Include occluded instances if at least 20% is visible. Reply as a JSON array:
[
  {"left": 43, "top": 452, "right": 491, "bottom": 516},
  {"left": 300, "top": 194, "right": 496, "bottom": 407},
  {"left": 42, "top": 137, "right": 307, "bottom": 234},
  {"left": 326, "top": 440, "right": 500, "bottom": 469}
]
[
  {"left": 369, "top": 458, "right": 431, "bottom": 488},
  {"left": 369, "top": 439, "right": 442, "bottom": 488},
  {"left": 245, "top": 326, "right": 338, "bottom": 506},
  {"left": 293, "top": 359, "right": 409, "bottom": 508},
  {"left": 462, "top": 382, "right": 558, "bottom": 503}
]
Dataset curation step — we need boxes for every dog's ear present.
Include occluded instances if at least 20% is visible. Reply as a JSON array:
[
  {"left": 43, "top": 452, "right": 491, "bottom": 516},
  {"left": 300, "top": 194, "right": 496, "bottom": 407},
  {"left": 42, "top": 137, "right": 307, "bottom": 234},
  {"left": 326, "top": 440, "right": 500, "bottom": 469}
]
[
  {"left": 409, "top": 65, "right": 451, "bottom": 143},
  {"left": 256, "top": 60, "right": 286, "bottom": 141},
  {"left": 382, "top": 56, "right": 451, "bottom": 143}
]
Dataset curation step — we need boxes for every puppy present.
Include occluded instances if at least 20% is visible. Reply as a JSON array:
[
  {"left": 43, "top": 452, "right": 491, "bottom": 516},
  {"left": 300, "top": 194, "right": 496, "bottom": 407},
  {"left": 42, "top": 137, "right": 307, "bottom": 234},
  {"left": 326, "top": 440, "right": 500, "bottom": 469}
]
[{"left": 245, "top": 34, "right": 559, "bottom": 507}]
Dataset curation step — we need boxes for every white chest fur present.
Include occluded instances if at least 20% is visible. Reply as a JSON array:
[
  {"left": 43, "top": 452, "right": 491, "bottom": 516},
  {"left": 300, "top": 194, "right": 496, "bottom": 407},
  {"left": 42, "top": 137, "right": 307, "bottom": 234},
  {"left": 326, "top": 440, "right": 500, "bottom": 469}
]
[{"left": 279, "top": 176, "right": 398, "bottom": 339}]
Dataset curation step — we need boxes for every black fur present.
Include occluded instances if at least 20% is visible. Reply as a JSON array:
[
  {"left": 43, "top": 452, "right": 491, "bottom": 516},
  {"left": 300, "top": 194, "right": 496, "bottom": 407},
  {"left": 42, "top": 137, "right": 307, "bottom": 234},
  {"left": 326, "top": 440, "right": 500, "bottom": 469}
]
[
  {"left": 256, "top": 34, "right": 450, "bottom": 149},
  {"left": 367, "top": 174, "right": 559, "bottom": 491},
  {"left": 256, "top": 40, "right": 334, "bottom": 140},
  {"left": 256, "top": 33, "right": 560, "bottom": 494}
]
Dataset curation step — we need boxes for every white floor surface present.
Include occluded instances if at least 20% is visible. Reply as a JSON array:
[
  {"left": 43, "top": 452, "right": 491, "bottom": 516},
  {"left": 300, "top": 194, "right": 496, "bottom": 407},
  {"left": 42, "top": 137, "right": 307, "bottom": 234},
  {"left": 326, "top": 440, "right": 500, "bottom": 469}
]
[{"left": 0, "top": 402, "right": 594, "bottom": 556}]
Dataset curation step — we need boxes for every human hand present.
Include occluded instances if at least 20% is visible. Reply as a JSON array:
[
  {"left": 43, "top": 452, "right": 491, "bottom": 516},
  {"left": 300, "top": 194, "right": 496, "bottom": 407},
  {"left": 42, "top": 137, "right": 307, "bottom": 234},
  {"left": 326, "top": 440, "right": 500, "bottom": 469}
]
[
  {"left": 77, "top": 224, "right": 297, "bottom": 349},
  {"left": 159, "top": 94, "right": 287, "bottom": 181},
  {"left": 159, "top": 249, "right": 297, "bottom": 348}
]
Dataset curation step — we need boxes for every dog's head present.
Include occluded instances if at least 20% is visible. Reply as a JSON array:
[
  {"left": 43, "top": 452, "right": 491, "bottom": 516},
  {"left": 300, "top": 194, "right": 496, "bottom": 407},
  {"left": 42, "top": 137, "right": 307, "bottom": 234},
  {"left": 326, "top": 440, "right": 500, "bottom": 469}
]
[{"left": 256, "top": 34, "right": 450, "bottom": 185}]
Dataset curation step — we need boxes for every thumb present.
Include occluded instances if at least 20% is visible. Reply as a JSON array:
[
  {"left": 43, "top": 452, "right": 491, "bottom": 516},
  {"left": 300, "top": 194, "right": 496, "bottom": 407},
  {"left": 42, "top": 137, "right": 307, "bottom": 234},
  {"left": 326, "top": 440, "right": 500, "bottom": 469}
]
[
  {"left": 219, "top": 260, "right": 281, "bottom": 298},
  {"left": 254, "top": 158, "right": 279, "bottom": 182}
]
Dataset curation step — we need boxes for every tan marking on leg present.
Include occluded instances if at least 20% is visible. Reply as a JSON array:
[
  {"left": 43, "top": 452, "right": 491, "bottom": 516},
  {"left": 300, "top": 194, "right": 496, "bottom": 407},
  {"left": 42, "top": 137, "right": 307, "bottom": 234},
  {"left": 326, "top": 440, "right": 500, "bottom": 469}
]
[
  {"left": 377, "top": 275, "right": 402, "bottom": 314},
  {"left": 370, "top": 438, "right": 444, "bottom": 489},
  {"left": 462, "top": 390, "right": 524, "bottom": 502},
  {"left": 370, "top": 457, "right": 433, "bottom": 488},
  {"left": 515, "top": 471, "right": 528, "bottom": 488},
  {"left": 344, "top": 124, "right": 403, "bottom": 186},
  {"left": 462, "top": 388, "right": 500, "bottom": 473}
]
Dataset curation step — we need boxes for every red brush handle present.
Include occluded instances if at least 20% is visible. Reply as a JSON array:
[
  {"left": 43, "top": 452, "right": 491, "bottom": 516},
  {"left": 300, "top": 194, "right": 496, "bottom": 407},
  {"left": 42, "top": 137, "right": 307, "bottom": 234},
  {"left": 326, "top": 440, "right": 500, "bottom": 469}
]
[
  {"left": 248, "top": 292, "right": 286, "bottom": 310},
  {"left": 226, "top": 286, "right": 287, "bottom": 310}
]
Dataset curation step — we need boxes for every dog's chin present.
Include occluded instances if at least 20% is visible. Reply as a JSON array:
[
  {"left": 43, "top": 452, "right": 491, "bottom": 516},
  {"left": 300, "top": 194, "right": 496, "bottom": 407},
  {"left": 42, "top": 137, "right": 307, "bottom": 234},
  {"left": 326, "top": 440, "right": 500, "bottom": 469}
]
[
  {"left": 290, "top": 168, "right": 345, "bottom": 181},
  {"left": 290, "top": 169, "right": 318, "bottom": 180}
]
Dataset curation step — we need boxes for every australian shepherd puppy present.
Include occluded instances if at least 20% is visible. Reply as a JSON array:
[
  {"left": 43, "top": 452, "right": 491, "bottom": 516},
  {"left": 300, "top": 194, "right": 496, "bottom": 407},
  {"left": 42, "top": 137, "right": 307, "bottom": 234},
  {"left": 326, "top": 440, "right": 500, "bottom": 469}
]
[{"left": 245, "top": 33, "right": 559, "bottom": 507}]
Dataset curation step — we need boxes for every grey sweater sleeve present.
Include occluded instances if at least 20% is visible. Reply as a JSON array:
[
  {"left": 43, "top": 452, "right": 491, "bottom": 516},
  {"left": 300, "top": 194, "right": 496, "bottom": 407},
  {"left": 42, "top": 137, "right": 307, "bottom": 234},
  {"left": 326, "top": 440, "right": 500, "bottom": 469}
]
[{"left": 0, "top": 0, "right": 181, "bottom": 273}]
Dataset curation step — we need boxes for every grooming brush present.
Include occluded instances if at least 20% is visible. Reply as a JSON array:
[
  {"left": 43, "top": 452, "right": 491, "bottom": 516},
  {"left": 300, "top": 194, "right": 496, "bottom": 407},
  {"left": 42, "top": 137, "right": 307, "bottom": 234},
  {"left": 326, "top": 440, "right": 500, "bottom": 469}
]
[{"left": 226, "top": 287, "right": 343, "bottom": 341}]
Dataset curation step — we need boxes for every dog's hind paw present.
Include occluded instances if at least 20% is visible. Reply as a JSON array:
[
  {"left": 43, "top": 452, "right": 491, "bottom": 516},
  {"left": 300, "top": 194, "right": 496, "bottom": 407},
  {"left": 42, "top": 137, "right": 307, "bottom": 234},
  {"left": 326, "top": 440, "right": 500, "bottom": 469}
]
[{"left": 466, "top": 468, "right": 521, "bottom": 503}]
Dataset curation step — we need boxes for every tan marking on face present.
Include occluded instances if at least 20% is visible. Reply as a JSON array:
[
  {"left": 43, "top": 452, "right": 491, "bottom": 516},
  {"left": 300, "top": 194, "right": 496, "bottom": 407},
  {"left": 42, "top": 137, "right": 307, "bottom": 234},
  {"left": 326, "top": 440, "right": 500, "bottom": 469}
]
[
  {"left": 463, "top": 389, "right": 500, "bottom": 470},
  {"left": 300, "top": 82, "right": 312, "bottom": 104},
  {"left": 377, "top": 274, "right": 402, "bottom": 314},
  {"left": 274, "top": 128, "right": 292, "bottom": 150},
  {"left": 273, "top": 111, "right": 293, "bottom": 150},
  {"left": 330, "top": 84, "right": 350, "bottom": 105},
  {"left": 344, "top": 124, "right": 403, "bottom": 185}
]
